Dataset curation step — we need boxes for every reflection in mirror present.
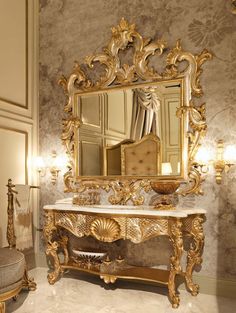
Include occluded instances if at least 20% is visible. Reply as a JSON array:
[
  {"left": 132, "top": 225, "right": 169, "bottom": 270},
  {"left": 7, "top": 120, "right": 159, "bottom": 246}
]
[{"left": 77, "top": 80, "right": 182, "bottom": 177}]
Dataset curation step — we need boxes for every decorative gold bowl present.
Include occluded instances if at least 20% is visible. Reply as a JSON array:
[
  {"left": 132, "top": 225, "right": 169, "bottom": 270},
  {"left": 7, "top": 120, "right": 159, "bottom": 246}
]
[
  {"left": 150, "top": 180, "right": 180, "bottom": 210},
  {"left": 150, "top": 180, "right": 180, "bottom": 195}
]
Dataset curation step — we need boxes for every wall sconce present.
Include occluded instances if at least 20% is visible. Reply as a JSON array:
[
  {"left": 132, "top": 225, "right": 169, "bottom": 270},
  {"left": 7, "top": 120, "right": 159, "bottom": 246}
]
[
  {"left": 33, "top": 151, "right": 67, "bottom": 185},
  {"left": 194, "top": 140, "right": 236, "bottom": 184},
  {"left": 214, "top": 140, "right": 236, "bottom": 184}
]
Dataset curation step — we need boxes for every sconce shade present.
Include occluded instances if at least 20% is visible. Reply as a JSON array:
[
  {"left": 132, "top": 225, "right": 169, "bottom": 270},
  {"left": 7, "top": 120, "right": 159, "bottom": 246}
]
[
  {"left": 52, "top": 155, "right": 68, "bottom": 169},
  {"left": 194, "top": 146, "right": 212, "bottom": 165},
  {"left": 161, "top": 162, "right": 172, "bottom": 175},
  {"left": 223, "top": 145, "right": 236, "bottom": 164},
  {"left": 33, "top": 156, "right": 45, "bottom": 171}
]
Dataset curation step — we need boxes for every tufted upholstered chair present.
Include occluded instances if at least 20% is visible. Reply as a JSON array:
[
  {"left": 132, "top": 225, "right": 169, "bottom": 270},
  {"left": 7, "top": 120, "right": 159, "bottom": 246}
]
[
  {"left": 104, "top": 139, "right": 135, "bottom": 175},
  {"left": 0, "top": 179, "right": 36, "bottom": 313},
  {"left": 121, "top": 133, "right": 161, "bottom": 176}
]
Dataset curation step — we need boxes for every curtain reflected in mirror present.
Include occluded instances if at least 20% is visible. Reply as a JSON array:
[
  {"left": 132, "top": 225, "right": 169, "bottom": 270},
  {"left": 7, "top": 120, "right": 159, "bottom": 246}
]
[
  {"left": 77, "top": 80, "right": 181, "bottom": 177},
  {"left": 130, "top": 87, "right": 161, "bottom": 140}
]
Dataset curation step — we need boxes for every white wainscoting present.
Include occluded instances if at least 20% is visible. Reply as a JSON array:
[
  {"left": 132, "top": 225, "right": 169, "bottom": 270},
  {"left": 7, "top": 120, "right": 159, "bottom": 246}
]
[{"left": 0, "top": 0, "right": 39, "bottom": 252}]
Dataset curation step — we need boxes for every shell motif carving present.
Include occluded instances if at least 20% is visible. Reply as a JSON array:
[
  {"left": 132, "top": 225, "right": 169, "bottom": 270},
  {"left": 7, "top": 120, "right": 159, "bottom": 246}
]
[{"left": 90, "top": 218, "right": 121, "bottom": 242}]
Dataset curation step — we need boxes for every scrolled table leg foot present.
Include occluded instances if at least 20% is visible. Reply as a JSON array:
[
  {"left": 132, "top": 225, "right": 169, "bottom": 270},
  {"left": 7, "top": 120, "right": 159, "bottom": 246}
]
[{"left": 185, "top": 215, "right": 204, "bottom": 296}]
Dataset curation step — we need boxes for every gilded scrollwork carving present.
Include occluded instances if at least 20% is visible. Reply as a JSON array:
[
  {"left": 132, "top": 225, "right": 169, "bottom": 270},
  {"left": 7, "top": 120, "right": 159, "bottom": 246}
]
[
  {"left": 168, "top": 219, "right": 184, "bottom": 308},
  {"left": 59, "top": 18, "right": 213, "bottom": 201},
  {"left": 43, "top": 211, "right": 62, "bottom": 284},
  {"left": 22, "top": 267, "right": 37, "bottom": 291},
  {"left": 176, "top": 102, "right": 207, "bottom": 196},
  {"left": 55, "top": 213, "right": 88, "bottom": 237},
  {"left": 126, "top": 217, "right": 169, "bottom": 243},
  {"left": 61, "top": 116, "right": 81, "bottom": 192},
  {"left": 6, "top": 179, "right": 17, "bottom": 248},
  {"left": 43, "top": 208, "right": 206, "bottom": 307},
  {"left": 62, "top": 178, "right": 152, "bottom": 205},
  {"left": 185, "top": 215, "right": 205, "bottom": 296},
  {"left": 108, "top": 179, "right": 151, "bottom": 205},
  {"left": 52, "top": 211, "right": 170, "bottom": 244}
]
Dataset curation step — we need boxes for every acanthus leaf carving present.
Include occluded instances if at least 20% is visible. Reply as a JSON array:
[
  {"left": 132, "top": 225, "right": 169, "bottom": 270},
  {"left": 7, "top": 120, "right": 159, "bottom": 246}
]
[{"left": 59, "top": 18, "right": 213, "bottom": 200}]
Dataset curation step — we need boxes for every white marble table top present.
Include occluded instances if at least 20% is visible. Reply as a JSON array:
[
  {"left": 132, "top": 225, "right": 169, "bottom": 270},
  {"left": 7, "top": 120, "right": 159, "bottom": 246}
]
[{"left": 43, "top": 201, "right": 206, "bottom": 218}]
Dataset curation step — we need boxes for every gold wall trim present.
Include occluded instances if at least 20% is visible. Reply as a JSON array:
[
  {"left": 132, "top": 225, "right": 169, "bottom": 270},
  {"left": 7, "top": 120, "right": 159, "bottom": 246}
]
[
  {"left": 59, "top": 18, "right": 213, "bottom": 199},
  {"left": 0, "top": 0, "right": 29, "bottom": 109}
]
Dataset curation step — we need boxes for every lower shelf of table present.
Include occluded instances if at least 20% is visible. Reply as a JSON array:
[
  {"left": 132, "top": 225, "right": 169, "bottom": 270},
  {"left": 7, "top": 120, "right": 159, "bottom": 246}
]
[{"left": 61, "top": 262, "right": 170, "bottom": 286}]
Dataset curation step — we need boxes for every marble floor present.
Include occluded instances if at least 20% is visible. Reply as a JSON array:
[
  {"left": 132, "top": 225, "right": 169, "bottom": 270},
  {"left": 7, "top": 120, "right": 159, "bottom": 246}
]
[{"left": 6, "top": 268, "right": 236, "bottom": 313}]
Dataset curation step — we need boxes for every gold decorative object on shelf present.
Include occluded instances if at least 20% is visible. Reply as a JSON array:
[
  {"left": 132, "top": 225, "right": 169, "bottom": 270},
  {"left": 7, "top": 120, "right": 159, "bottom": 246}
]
[
  {"left": 73, "top": 191, "right": 100, "bottom": 205},
  {"left": 150, "top": 180, "right": 180, "bottom": 210},
  {"left": 59, "top": 18, "right": 213, "bottom": 199}
]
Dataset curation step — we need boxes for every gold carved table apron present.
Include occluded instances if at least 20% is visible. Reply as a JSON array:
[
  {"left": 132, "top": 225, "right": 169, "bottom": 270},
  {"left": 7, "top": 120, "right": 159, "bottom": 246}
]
[{"left": 43, "top": 205, "right": 205, "bottom": 308}]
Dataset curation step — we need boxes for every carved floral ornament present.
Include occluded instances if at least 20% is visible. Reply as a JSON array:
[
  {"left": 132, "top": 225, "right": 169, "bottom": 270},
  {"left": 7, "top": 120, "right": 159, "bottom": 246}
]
[{"left": 59, "top": 18, "right": 213, "bottom": 203}]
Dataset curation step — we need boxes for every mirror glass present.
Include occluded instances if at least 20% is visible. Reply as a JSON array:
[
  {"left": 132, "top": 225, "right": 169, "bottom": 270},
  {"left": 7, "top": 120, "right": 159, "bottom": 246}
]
[{"left": 76, "top": 80, "right": 182, "bottom": 177}]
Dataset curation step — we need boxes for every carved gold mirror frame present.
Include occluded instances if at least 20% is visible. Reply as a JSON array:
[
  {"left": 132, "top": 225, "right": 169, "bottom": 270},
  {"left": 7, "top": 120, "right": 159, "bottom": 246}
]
[{"left": 59, "top": 18, "right": 213, "bottom": 204}]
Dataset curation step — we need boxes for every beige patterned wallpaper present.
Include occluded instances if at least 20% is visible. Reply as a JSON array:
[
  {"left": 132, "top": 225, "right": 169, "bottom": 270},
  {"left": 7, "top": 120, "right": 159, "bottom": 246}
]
[{"left": 39, "top": 0, "right": 236, "bottom": 281}]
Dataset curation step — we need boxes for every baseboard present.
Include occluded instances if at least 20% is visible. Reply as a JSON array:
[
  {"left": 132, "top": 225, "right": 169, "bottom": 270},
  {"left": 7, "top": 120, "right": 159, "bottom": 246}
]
[
  {"left": 33, "top": 254, "right": 236, "bottom": 299},
  {"left": 180, "top": 274, "right": 236, "bottom": 298}
]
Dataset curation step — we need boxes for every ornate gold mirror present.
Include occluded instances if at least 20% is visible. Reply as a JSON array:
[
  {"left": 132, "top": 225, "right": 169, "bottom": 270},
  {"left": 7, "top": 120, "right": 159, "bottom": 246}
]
[{"left": 59, "top": 18, "right": 212, "bottom": 202}]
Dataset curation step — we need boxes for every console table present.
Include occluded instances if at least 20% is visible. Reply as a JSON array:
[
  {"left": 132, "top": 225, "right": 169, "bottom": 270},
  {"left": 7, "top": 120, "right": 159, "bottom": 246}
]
[{"left": 43, "top": 203, "right": 206, "bottom": 308}]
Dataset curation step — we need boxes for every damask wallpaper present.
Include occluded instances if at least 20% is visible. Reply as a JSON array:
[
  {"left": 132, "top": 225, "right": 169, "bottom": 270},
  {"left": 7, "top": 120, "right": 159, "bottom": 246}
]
[{"left": 39, "top": 0, "right": 236, "bottom": 283}]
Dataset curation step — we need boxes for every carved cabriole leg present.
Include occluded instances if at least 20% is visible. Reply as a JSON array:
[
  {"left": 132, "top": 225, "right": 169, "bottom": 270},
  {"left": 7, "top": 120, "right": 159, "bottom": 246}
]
[
  {"left": 22, "top": 266, "right": 37, "bottom": 290},
  {"left": 185, "top": 214, "right": 205, "bottom": 296},
  {"left": 168, "top": 218, "right": 184, "bottom": 308},
  {"left": 0, "top": 302, "right": 5, "bottom": 313},
  {"left": 58, "top": 229, "right": 69, "bottom": 265},
  {"left": 44, "top": 210, "right": 61, "bottom": 284}
]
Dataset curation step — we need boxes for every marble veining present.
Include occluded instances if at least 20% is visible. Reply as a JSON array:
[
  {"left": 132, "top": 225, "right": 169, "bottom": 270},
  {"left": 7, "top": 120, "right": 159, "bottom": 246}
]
[{"left": 44, "top": 203, "right": 206, "bottom": 217}]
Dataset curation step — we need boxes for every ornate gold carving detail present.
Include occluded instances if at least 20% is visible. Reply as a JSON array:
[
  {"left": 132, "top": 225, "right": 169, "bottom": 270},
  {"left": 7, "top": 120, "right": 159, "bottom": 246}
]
[
  {"left": 108, "top": 179, "right": 151, "bottom": 205},
  {"left": 90, "top": 218, "right": 121, "bottom": 242},
  {"left": 59, "top": 18, "right": 212, "bottom": 199},
  {"left": 44, "top": 209, "right": 206, "bottom": 307},
  {"left": 22, "top": 267, "right": 37, "bottom": 291},
  {"left": 43, "top": 211, "right": 62, "bottom": 284},
  {"left": 53, "top": 211, "right": 170, "bottom": 244},
  {"left": 55, "top": 213, "right": 88, "bottom": 237},
  {"left": 126, "top": 217, "right": 169, "bottom": 243},
  {"left": 185, "top": 215, "right": 205, "bottom": 295},
  {"left": 61, "top": 116, "right": 81, "bottom": 192},
  {"left": 177, "top": 102, "right": 207, "bottom": 195},
  {"left": 6, "top": 179, "right": 17, "bottom": 248},
  {"left": 168, "top": 219, "right": 184, "bottom": 308}
]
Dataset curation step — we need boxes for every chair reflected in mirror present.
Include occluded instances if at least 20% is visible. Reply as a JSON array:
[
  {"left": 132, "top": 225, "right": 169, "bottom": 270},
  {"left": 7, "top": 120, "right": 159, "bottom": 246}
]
[
  {"left": 121, "top": 133, "right": 161, "bottom": 176},
  {"left": 104, "top": 139, "right": 135, "bottom": 175}
]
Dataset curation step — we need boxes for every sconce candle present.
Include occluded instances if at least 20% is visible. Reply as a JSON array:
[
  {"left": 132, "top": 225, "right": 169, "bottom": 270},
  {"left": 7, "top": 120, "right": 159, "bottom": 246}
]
[{"left": 33, "top": 156, "right": 46, "bottom": 175}]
